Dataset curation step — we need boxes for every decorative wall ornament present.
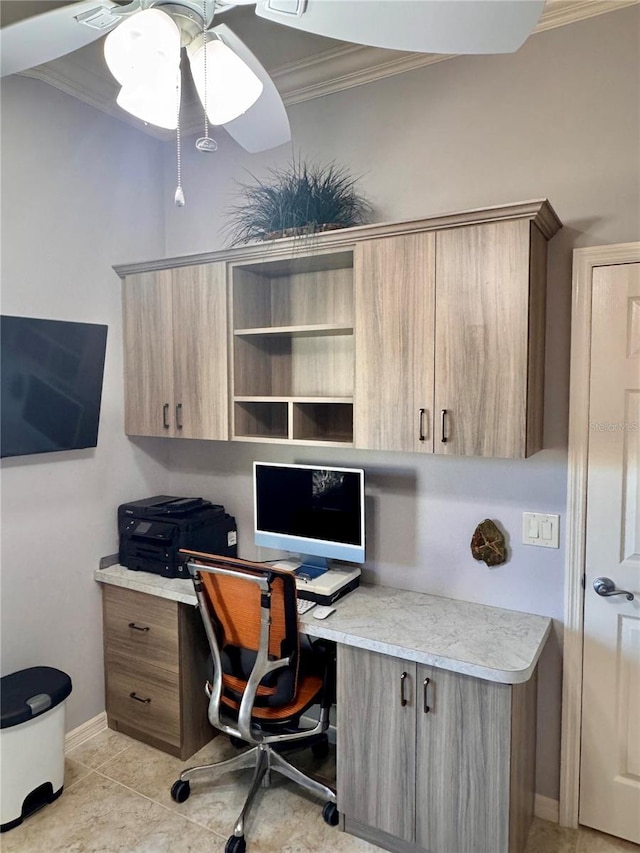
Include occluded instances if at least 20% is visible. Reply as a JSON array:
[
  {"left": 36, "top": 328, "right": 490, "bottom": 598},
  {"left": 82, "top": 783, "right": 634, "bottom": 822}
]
[
  {"left": 470, "top": 519, "right": 507, "bottom": 566},
  {"left": 225, "top": 159, "right": 372, "bottom": 246}
]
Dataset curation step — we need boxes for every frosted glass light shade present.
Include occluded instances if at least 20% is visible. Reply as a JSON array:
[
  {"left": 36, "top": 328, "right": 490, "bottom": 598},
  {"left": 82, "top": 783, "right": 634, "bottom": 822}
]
[
  {"left": 117, "top": 71, "right": 181, "bottom": 129},
  {"left": 187, "top": 34, "right": 263, "bottom": 126},
  {"left": 105, "top": 8, "right": 181, "bottom": 86}
]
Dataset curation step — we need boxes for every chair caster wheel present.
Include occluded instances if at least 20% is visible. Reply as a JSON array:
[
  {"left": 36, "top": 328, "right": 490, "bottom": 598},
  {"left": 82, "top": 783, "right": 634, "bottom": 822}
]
[
  {"left": 322, "top": 801, "right": 339, "bottom": 826},
  {"left": 225, "top": 835, "right": 246, "bottom": 853},
  {"left": 311, "top": 734, "right": 330, "bottom": 759},
  {"left": 170, "top": 779, "right": 190, "bottom": 803}
]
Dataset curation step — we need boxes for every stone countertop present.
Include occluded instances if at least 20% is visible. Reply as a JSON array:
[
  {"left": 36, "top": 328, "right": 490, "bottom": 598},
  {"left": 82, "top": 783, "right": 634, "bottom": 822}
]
[{"left": 95, "top": 565, "right": 550, "bottom": 684}]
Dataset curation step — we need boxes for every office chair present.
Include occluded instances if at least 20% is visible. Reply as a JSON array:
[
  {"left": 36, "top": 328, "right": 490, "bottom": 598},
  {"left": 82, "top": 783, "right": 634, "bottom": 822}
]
[{"left": 170, "top": 551, "right": 338, "bottom": 853}]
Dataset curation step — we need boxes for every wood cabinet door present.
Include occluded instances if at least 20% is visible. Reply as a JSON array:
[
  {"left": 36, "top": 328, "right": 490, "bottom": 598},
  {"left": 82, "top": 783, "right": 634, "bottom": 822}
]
[
  {"left": 354, "top": 233, "right": 435, "bottom": 452},
  {"left": 171, "top": 263, "right": 229, "bottom": 440},
  {"left": 434, "top": 220, "right": 532, "bottom": 457},
  {"left": 122, "top": 270, "right": 175, "bottom": 437},
  {"left": 337, "top": 646, "right": 416, "bottom": 843},
  {"left": 415, "top": 666, "right": 512, "bottom": 853}
]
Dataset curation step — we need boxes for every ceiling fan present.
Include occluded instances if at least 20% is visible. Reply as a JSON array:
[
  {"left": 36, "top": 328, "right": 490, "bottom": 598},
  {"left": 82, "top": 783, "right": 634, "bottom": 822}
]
[{"left": 1, "top": 0, "right": 545, "bottom": 155}]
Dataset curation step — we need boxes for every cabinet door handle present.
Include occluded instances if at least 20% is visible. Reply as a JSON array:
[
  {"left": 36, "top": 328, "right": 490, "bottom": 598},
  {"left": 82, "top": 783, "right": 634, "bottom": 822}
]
[
  {"left": 128, "top": 622, "right": 150, "bottom": 633},
  {"left": 129, "top": 692, "right": 151, "bottom": 704},
  {"left": 423, "top": 677, "right": 431, "bottom": 714},
  {"left": 176, "top": 403, "right": 183, "bottom": 430},
  {"left": 441, "top": 409, "right": 449, "bottom": 443},
  {"left": 162, "top": 403, "right": 170, "bottom": 429},
  {"left": 418, "top": 408, "right": 426, "bottom": 442},
  {"left": 400, "top": 671, "right": 408, "bottom": 707}
]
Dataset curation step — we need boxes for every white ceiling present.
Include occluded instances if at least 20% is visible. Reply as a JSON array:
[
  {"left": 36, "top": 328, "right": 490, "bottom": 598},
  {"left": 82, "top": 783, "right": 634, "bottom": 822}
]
[{"left": 3, "top": 0, "right": 637, "bottom": 140}]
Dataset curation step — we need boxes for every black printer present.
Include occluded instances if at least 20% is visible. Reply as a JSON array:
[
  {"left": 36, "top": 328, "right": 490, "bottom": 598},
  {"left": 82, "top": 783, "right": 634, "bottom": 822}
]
[{"left": 118, "top": 496, "right": 237, "bottom": 579}]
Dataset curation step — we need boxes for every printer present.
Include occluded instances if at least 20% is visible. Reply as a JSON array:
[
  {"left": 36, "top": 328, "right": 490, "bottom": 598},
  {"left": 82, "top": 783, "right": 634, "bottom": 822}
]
[{"left": 118, "top": 495, "right": 237, "bottom": 579}]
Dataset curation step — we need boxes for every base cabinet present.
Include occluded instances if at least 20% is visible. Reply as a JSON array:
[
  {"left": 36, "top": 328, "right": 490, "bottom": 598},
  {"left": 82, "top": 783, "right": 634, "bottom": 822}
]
[
  {"left": 101, "top": 584, "right": 213, "bottom": 760},
  {"left": 337, "top": 645, "right": 537, "bottom": 853}
]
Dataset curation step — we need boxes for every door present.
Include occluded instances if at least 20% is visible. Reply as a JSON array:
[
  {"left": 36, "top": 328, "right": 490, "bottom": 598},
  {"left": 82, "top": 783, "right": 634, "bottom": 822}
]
[
  {"left": 337, "top": 646, "right": 416, "bottom": 842},
  {"left": 434, "top": 221, "right": 532, "bottom": 457},
  {"left": 579, "top": 261, "right": 640, "bottom": 843},
  {"left": 354, "top": 233, "right": 435, "bottom": 452},
  {"left": 122, "top": 270, "right": 174, "bottom": 437},
  {"left": 415, "top": 666, "right": 512, "bottom": 853},
  {"left": 171, "top": 262, "right": 228, "bottom": 441}
]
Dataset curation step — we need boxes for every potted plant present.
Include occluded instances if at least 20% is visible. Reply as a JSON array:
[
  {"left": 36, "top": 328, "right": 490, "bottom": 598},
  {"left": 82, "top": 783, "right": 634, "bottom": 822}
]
[{"left": 225, "top": 159, "right": 372, "bottom": 246}]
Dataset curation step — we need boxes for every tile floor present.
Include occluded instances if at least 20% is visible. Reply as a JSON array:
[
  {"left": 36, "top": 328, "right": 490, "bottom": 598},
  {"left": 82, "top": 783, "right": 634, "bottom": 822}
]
[{"left": 2, "top": 729, "right": 638, "bottom": 853}]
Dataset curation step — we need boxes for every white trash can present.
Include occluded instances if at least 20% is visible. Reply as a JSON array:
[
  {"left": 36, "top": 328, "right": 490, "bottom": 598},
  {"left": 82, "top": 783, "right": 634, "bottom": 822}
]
[{"left": 0, "top": 666, "right": 72, "bottom": 833}]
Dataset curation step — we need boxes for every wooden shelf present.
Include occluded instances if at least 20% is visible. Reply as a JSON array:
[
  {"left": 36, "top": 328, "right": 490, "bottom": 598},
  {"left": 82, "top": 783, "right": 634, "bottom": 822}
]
[
  {"left": 234, "top": 324, "right": 353, "bottom": 338},
  {"left": 231, "top": 247, "right": 355, "bottom": 445},
  {"left": 234, "top": 395, "right": 353, "bottom": 404}
]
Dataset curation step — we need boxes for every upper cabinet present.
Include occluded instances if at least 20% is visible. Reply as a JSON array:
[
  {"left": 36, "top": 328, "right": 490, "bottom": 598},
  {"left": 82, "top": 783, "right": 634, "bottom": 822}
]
[
  {"left": 354, "top": 232, "right": 436, "bottom": 453},
  {"left": 122, "top": 263, "right": 228, "bottom": 440},
  {"left": 116, "top": 199, "right": 560, "bottom": 458},
  {"left": 434, "top": 220, "right": 547, "bottom": 458}
]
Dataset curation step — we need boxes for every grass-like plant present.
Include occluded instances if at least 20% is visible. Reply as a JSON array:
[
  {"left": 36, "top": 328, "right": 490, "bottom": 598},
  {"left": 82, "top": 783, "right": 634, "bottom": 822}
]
[{"left": 225, "top": 159, "right": 372, "bottom": 246}]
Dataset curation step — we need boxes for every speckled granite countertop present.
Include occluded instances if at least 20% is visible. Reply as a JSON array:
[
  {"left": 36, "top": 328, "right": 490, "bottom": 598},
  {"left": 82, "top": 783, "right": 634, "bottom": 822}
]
[{"left": 95, "top": 565, "right": 550, "bottom": 684}]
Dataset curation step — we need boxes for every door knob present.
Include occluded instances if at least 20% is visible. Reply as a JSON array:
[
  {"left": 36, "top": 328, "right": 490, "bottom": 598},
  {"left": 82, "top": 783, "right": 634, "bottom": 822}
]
[{"left": 593, "top": 577, "right": 635, "bottom": 602}]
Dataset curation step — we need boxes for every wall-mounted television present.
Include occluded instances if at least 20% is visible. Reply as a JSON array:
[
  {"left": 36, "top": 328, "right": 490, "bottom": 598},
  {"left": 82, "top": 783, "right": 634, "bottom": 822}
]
[
  {"left": 1, "top": 315, "right": 108, "bottom": 459},
  {"left": 254, "top": 461, "right": 365, "bottom": 569}
]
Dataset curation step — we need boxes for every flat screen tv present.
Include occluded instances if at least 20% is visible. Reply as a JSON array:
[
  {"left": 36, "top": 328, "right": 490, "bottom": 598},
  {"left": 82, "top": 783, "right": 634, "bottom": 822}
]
[
  {"left": 254, "top": 461, "right": 365, "bottom": 569},
  {"left": 1, "top": 315, "right": 108, "bottom": 459}
]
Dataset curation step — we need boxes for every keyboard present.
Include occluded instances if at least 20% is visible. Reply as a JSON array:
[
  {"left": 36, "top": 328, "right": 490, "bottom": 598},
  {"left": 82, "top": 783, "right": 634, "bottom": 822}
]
[{"left": 296, "top": 598, "right": 316, "bottom": 615}]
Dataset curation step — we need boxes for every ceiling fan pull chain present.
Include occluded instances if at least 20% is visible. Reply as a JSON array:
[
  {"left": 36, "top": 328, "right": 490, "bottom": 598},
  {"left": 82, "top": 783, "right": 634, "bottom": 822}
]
[
  {"left": 196, "top": 0, "right": 218, "bottom": 153},
  {"left": 174, "top": 74, "right": 185, "bottom": 207}
]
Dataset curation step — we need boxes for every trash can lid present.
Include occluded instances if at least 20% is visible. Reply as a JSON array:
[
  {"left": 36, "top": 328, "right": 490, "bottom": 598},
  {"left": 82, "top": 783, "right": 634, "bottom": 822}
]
[{"left": 1, "top": 667, "right": 72, "bottom": 729}]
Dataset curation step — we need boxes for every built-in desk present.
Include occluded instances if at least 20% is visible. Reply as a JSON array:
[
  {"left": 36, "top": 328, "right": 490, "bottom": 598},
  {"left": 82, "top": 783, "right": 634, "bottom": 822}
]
[{"left": 95, "top": 566, "right": 550, "bottom": 853}]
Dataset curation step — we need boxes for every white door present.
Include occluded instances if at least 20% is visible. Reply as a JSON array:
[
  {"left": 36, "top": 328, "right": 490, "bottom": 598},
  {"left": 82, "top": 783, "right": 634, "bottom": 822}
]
[{"left": 579, "top": 261, "right": 640, "bottom": 843}]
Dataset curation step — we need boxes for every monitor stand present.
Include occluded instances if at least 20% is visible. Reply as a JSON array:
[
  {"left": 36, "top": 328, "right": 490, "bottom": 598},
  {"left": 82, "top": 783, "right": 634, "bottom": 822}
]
[{"left": 294, "top": 556, "right": 328, "bottom": 581}]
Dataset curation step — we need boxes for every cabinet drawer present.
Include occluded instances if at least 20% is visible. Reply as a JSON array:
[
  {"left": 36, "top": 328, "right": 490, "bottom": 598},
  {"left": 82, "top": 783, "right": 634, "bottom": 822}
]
[
  {"left": 105, "top": 651, "right": 181, "bottom": 747},
  {"left": 103, "top": 584, "right": 179, "bottom": 671}
]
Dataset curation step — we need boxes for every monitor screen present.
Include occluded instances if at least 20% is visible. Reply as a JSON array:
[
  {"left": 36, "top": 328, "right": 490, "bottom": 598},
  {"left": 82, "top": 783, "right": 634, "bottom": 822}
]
[
  {"left": 254, "top": 462, "right": 365, "bottom": 566},
  {"left": 1, "top": 315, "right": 108, "bottom": 459}
]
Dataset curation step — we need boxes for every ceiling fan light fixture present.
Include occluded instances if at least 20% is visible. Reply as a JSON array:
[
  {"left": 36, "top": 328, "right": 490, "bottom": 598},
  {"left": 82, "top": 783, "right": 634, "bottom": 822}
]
[
  {"left": 104, "top": 8, "right": 181, "bottom": 87},
  {"left": 187, "top": 34, "right": 263, "bottom": 126},
  {"left": 116, "top": 71, "right": 181, "bottom": 130}
]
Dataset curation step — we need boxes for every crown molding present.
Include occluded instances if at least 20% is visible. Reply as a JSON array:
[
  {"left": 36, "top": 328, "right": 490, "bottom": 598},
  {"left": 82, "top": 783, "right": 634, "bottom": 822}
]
[
  {"left": 533, "top": 0, "right": 638, "bottom": 32},
  {"left": 18, "top": 0, "right": 639, "bottom": 138},
  {"left": 271, "top": 0, "right": 639, "bottom": 105},
  {"left": 271, "top": 44, "right": 453, "bottom": 106},
  {"left": 20, "top": 63, "right": 170, "bottom": 140}
]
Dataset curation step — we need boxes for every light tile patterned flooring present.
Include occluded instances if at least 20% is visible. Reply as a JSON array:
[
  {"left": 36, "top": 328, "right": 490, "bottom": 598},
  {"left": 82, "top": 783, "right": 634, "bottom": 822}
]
[{"left": 2, "top": 729, "right": 638, "bottom": 853}]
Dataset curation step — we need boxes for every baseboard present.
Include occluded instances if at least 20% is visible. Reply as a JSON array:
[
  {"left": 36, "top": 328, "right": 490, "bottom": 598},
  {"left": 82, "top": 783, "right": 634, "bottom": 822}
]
[
  {"left": 65, "top": 711, "right": 108, "bottom": 753},
  {"left": 535, "top": 794, "right": 560, "bottom": 823}
]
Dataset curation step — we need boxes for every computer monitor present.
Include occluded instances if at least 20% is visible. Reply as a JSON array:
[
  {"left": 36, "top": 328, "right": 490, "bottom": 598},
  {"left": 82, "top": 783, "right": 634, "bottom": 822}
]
[{"left": 253, "top": 462, "right": 365, "bottom": 571}]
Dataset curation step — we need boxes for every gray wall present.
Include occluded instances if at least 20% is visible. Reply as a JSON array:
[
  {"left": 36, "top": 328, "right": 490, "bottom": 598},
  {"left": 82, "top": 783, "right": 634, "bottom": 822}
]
[
  {"left": 0, "top": 4, "right": 638, "bottom": 804},
  {"left": 0, "top": 77, "right": 171, "bottom": 729}
]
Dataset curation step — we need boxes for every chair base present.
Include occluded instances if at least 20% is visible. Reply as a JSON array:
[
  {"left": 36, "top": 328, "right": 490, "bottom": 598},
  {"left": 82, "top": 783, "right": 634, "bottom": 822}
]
[{"left": 175, "top": 741, "right": 337, "bottom": 842}]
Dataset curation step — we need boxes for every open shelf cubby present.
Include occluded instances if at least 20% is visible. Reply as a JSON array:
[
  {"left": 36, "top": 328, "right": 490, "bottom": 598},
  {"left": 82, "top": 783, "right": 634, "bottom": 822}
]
[{"left": 230, "top": 249, "right": 355, "bottom": 444}]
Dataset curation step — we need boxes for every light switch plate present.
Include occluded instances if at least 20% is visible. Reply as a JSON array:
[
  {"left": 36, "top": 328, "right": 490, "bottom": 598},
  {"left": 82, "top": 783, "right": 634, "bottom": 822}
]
[{"left": 522, "top": 512, "right": 560, "bottom": 548}]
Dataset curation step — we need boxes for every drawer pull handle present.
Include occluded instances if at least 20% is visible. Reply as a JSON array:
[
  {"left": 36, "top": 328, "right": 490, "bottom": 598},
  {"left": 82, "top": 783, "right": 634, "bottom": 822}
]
[
  {"left": 441, "top": 409, "right": 449, "bottom": 443},
  {"left": 400, "top": 671, "right": 408, "bottom": 707},
  {"left": 128, "top": 622, "right": 150, "bottom": 632},
  {"left": 423, "top": 677, "right": 431, "bottom": 714},
  {"left": 418, "top": 408, "right": 426, "bottom": 442},
  {"left": 129, "top": 692, "right": 151, "bottom": 704},
  {"left": 176, "top": 403, "right": 183, "bottom": 430},
  {"left": 163, "top": 403, "right": 170, "bottom": 429}
]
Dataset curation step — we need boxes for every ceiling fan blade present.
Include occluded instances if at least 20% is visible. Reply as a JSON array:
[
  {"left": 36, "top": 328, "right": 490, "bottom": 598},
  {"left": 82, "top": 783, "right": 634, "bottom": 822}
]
[
  {"left": 0, "top": 0, "right": 127, "bottom": 78},
  {"left": 209, "top": 24, "right": 290, "bottom": 153},
  {"left": 255, "top": 0, "right": 545, "bottom": 55}
]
